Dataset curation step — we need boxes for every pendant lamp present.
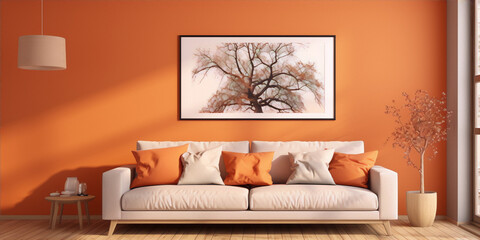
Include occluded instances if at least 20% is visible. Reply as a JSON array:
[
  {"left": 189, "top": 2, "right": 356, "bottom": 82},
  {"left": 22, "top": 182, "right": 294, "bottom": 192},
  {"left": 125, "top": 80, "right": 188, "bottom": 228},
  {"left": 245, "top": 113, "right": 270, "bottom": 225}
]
[{"left": 18, "top": 0, "right": 66, "bottom": 70}]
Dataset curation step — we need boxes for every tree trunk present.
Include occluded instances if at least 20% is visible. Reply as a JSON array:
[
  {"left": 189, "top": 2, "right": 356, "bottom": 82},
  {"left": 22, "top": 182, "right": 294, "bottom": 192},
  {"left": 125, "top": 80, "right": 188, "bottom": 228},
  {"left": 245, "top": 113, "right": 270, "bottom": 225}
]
[
  {"left": 420, "top": 151, "right": 425, "bottom": 194},
  {"left": 252, "top": 101, "right": 263, "bottom": 113},
  {"left": 247, "top": 90, "right": 263, "bottom": 113}
]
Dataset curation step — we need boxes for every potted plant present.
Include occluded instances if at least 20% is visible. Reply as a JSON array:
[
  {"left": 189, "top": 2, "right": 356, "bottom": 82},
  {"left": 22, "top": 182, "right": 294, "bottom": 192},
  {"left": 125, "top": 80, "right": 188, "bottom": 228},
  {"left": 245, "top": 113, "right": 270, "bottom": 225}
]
[{"left": 385, "top": 90, "right": 450, "bottom": 227}]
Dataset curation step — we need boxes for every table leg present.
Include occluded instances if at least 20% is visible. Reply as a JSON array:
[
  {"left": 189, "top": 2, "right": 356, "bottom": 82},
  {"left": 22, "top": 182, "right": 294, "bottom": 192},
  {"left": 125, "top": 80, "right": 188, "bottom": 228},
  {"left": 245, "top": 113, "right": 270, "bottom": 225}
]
[
  {"left": 84, "top": 201, "right": 90, "bottom": 225},
  {"left": 52, "top": 202, "right": 59, "bottom": 229},
  {"left": 48, "top": 202, "right": 54, "bottom": 228},
  {"left": 77, "top": 201, "right": 83, "bottom": 229},
  {"left": 59, "top": 203, "right": 64, "bottom": 224}
]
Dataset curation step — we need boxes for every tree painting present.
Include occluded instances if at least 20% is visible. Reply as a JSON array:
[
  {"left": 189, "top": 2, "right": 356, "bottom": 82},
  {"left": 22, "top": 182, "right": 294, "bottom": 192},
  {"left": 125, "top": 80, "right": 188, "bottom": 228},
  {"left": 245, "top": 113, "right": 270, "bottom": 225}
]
[{"left": 192, "top": 42, "right": 324, "bottom": 113}]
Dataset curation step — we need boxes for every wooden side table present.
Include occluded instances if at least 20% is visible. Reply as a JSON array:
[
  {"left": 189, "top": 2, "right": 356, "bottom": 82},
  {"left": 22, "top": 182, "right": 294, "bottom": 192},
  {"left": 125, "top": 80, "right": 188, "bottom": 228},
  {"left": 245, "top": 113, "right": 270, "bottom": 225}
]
[{"left": 45, "top": 195, "right": 95, "bottom": 229}]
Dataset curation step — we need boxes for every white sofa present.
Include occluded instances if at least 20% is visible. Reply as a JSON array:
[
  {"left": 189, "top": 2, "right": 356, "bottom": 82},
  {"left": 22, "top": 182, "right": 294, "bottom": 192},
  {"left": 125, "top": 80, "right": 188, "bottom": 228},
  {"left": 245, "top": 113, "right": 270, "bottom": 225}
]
[{"left": 103, "top": 141, "right": 398, "bottom": 236}]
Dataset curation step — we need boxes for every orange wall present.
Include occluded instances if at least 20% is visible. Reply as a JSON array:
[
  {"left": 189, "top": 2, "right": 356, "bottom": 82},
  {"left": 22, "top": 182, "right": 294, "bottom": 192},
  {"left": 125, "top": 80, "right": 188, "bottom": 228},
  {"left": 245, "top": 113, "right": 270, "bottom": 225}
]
[{"left": 0, "top": 0, "right": 446, "bottom": 215}]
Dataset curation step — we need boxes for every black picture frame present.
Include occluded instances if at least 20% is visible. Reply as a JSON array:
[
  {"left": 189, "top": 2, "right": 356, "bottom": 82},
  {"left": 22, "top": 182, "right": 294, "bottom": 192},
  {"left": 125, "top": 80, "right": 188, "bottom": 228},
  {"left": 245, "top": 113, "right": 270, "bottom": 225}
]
[{"left": 179, "top": 35, "right": 336, "bottom": 120}]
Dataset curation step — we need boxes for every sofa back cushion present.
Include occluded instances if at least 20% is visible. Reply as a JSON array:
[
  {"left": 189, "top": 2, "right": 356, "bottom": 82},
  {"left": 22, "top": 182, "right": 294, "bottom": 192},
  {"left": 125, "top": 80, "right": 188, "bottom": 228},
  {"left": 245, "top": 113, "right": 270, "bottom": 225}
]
[
  {"left": 251, "top": 141, "right": 364, "bottom": 183},
  {"left": 137, "top": 141, "right": 249, "bottom": 179}
]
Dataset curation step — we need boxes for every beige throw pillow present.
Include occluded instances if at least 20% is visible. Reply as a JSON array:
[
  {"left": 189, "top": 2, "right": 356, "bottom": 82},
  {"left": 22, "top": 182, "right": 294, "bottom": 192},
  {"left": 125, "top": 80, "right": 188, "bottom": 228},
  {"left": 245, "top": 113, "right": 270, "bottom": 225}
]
[
  {"left": 178, "top": 146, "right": 224, "bottom": 185},
  {"left": 286, "top": 149, "right": 335, "bottom": 185}
]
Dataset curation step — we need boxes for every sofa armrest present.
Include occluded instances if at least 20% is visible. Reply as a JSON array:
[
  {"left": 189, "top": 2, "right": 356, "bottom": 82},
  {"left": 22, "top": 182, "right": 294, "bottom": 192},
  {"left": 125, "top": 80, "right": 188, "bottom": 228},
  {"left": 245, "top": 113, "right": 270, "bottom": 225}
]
[
  {"left": 102, "top": 165, "right": 135, "bottom": 220},
  {"left": 369, "top": 165, "right": 398, "bottom": 220}
]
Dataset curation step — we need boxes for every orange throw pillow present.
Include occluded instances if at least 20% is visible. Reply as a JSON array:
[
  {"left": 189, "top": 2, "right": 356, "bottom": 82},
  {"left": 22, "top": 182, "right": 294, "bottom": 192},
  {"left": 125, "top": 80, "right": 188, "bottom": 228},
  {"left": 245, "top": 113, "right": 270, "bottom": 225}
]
[
  {"left": 328, "top": 151, "right": 378, "bottom": 188},
  {"left": 130, "top": 144, "right": 189, "bottom": 188},
  {"left": 222, "top": 151, "right": 274, "bottom": 186}
]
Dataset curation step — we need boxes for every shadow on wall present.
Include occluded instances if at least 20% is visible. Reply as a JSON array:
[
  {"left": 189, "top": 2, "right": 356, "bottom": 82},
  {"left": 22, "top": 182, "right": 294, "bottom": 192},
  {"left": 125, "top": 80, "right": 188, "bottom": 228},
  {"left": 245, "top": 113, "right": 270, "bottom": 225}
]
[
  {"left": 7, "top": 165, "right": 120, "bottom": 216},
  {"left": 0, "top": 106, "right": 182, "bottom": 216}
]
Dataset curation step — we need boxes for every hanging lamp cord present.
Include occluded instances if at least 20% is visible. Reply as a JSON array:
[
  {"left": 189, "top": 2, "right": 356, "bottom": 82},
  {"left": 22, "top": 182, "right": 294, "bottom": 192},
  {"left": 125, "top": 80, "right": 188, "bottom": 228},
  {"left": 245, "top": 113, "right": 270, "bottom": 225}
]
[{"left": 41, "top": 0, "right": 43, "bottom": 35}]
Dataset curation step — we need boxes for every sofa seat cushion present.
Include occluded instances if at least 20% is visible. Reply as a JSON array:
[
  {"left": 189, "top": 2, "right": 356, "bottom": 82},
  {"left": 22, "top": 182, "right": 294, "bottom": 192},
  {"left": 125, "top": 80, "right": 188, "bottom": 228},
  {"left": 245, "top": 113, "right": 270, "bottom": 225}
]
[
  {"left": 122, "top": 185, "right": 248, "bottom": 210},
  {"left": 249, "top": 184, "right": 378, "bottom": 211}
]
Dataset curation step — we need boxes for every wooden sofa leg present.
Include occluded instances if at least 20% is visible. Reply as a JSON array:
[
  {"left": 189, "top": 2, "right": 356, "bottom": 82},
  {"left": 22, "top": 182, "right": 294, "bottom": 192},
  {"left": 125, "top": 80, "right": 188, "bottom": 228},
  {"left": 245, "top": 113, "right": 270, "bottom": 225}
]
[
  {"left": 383, "top": 221, "right": 392, "bottom": 236},
  {"left": 108, "top": 220, "right": 118, "bottom": 236}
]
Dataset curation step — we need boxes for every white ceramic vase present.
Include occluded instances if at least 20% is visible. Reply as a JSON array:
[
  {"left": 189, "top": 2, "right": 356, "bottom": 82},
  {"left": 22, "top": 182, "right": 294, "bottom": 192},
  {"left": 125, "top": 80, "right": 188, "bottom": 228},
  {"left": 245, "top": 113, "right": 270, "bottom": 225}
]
[{"left": 64, "top": 177, "right": 79, "bottom": 194}]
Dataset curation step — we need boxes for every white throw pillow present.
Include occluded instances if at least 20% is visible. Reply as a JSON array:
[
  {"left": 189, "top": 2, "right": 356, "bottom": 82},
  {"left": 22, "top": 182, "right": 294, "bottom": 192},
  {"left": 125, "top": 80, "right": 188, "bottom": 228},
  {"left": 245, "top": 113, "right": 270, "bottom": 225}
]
[
  {"left": 178, "top": 146, "right": 224, "bottom": 185},
  {"left": 286, "top": 149, "right": 336, "bottom": 185}
]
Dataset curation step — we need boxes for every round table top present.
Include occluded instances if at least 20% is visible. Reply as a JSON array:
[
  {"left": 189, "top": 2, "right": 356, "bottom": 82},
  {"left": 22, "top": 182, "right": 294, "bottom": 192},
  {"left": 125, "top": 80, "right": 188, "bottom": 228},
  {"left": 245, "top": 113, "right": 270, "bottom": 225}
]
[{"left": 45, "top": 195, "right": 95, "bottom": 202}]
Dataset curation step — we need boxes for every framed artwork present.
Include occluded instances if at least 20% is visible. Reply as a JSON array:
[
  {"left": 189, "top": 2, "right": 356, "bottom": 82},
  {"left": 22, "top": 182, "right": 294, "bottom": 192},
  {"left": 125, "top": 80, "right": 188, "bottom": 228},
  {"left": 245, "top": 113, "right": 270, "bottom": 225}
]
[{"left": 180, "top": 35, "right": 335, "bottom": 120}]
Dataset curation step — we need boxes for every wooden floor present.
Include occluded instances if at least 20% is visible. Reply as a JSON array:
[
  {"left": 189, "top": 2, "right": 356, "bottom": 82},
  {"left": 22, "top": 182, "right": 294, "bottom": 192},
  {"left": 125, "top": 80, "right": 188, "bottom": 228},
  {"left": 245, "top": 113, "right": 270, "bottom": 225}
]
[{"left": 0, "top": 217, "right": 478, "bottom": 240}]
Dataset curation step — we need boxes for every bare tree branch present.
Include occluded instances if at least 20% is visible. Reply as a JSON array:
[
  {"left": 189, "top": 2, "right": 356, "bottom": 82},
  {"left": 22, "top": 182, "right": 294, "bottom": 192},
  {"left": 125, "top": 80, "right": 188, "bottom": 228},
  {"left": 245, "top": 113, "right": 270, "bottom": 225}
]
[{"left": 193, "top": 42, "right": 324, "bottom": 113}]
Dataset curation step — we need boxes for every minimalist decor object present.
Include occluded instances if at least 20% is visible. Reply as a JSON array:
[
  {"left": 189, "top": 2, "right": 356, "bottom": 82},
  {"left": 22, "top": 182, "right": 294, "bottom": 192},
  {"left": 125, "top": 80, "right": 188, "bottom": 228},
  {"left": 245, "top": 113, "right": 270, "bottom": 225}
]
[
  {"left": 78, "top": 183, "right": 88, "bottom": 196},
  {"left": 49, "top": 192, "right": 60, "bottom": 197},
  {"left": 180, "top": 35, "right": 335, "bottom": 120},
  {"left": 64, "top": 177, "right": 79, "bottom": 195},
  {"left": 385, "top": 90, "right": 450, "bottom": 227},
  {"left": 18, "top": 0, "right": 66, "bottom": 70}
]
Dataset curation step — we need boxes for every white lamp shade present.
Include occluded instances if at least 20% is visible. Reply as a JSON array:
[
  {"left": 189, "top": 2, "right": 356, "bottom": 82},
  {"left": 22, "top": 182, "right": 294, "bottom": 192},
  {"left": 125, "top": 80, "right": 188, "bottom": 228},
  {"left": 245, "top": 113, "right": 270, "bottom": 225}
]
[{"left": 18, "top": 35, "right": 66, "bottom": 70}]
